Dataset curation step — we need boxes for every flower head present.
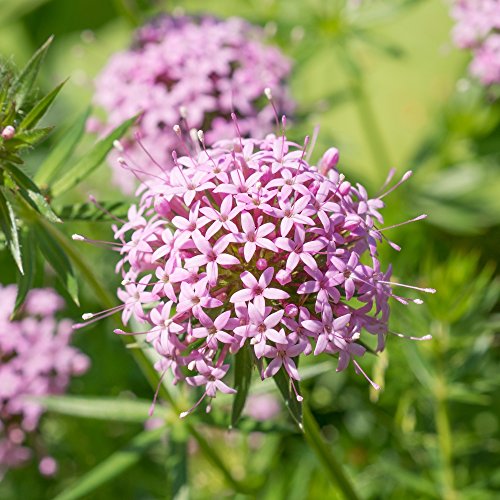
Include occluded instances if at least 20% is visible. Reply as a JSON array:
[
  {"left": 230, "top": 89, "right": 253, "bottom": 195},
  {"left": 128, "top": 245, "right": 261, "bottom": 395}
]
[
  {"left": 104, "top": 126, "right": 434, "bottom": 417},
  {"left": 92, "top": 15, "right": 293, "bottom": 192},
  {"left": 0, "top": 285, "right": 89, "bottom": 474}
]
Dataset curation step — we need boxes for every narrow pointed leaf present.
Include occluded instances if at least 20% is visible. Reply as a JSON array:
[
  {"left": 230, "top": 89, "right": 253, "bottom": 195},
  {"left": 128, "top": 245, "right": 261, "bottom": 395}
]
[
  {"left": 35, "top": 107, "right": 90, "bottom": 186},
  {"left": 231, "top": 343, "right": 253, "bottom": 427},
  {"left": 52, "top": 427, "right": 165, "bottom": 500},
  {"left": 272, "top": 366, "right": 302, "bottom": 429},
  {"left": 8, "top": 36, "right": 53, "bottom": 110},
  {"left": 33, "top": 222, "right": 78, "bottom": 304},
  {"left": 57, "top": 200, "right": 129, "bottom": 221},
  {"left": 32, "top": 395, "right": 166, "bottom": 422},
  {"left": 20, "top": 78, "right": 67, "bottom": 130},
  {"left": 12, "top": 229, "right": 36, "bottom": 317},
  {"left": 0, "top": 190, "right": 23, "bottom": 273},
  {"left": 3, "top": 163, "right": 61, "bottom": 222},
  {"left": 8, "top": 127, "right": 53, "bottom": 148},
  {"left": 51, "top": 115, "right": 138, "bottom": 197}
]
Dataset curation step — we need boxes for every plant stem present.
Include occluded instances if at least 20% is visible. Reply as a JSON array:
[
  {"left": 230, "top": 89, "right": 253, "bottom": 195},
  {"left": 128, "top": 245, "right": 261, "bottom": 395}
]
[
  {"left": 434, "top": 322, "right": 457, "bottom": 500},
  {"left": 39, "top": 218, "right": 251, "bottom": 494},
  {"left": 352, "top": 80, "right": 392, "bottom": 177},
  {"left": 435, "top": 386, "right": 456, "bottom": 500},
  {"left": 302, "top": 404, "right": 360, "bottom": 500},
  {"left": 336, "top": 44, "right": 392, "bottom": 184}
]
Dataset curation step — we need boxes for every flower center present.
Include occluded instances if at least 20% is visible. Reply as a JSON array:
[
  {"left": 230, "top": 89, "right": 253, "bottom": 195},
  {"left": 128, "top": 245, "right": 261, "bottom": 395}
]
[{"left": 257, "top": 323, "right": 266, "bottom": 334}]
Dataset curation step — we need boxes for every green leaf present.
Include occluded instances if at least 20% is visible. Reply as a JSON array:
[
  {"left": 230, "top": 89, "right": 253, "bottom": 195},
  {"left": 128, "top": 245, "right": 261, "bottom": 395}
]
[
  {"left": 32, "top": 395, "right": 166, "bottom": 422},
  {"left": 19, "top": 78, "right": 67, "bottom": 130},
  {"left": 33, "top": 222, "right": 78, "bottom": 304},
  {"left": 0, "top": 189, "right": 23, "bottom": 273},
  {"left": 231, "top": 343, "right": 253, "bottom": 427},
  {"left": 51, "top": 115, "right": 137, "bottom": 197},
  {"left": 167, "top": 433, "right": 189, "bottom": 499},
  {"left": 272, "top": 366, "right": 302, "bottom": 429},
  {"left": 34, "top": 107, "right": 90, "bottom": 186},
  {"left": 8, "top": 36, "right": 53, "bottom": 110},
  {"left": 57, "top": 200, "right": 129, "bottom": 221},
  {"left": 12, "top": 229, "right": 36, "bottom": 317},
  {"left": 3, "top": 163, "right": 61, "bottom": 223},
  {"left": 8, "top": 127, "right": 53, "bottom": 148},
  {"left": 52, "top": 428, "right": 165, "bottom": 500}
]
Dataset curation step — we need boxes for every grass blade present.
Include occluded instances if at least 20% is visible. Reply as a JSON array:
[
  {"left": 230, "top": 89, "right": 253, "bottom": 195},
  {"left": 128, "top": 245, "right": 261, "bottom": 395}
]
[
  {"left": 12, "top": 229, "right": 36, "bottom": 316},
  {"left": 52, "top": 428, "right": 165, "bottom": 500},
  {"left": 8, "top": 36, "right": 53, "bottom": 110},
  {"left": 34, "top": 108, "right": 90, "bottom": 186},
  {"left": 51, "top": 115, "right": 137, "bottom": 197},
  {"left": 19, "top": 78, "right": 67, "bottom": 130},
  {"left": 0, "top": 189, "right": 23, "bottom": 273},
  {"left": 33, "top": 395, "right": 166, "bottom": 423},
  {"left": 33, "top": 222, "right": 78, "bottom": 304}
]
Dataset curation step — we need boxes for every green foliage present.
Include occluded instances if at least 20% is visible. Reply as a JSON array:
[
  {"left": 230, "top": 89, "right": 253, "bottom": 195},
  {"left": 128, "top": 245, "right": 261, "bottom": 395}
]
[
  {"left": 0, "top": 1, "right": 498, "bottom": 499},
  {"left": 53, "top": 427, "right": 166, "bottom": 500}
]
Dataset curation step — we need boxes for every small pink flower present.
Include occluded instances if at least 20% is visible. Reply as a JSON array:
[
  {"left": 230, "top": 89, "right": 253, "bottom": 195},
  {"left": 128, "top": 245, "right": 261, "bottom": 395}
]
[
  {"left": 230, "top": 268, "right": 290, "bottom": 310},
  {"left": 232, "top": 212, "right": 277, "bottom": 262}
]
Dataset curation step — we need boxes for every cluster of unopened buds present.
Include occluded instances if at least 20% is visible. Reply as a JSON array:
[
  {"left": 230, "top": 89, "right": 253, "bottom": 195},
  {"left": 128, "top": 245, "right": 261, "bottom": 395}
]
[
  {"left": 74, "top": 104, "right": 434, "bottom": 417},
  {"left": 0, "top": 285, "right": 89, "bottom": 475}
]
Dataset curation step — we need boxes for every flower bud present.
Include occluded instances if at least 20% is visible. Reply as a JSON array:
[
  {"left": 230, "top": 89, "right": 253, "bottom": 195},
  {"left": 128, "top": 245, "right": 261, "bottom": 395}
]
[
  {"left": 256, "top": 258, "right": 268, "bottom": 270},
  {"left": 276, "top": 269, "right": 292, "bottom": 285},
  {"left": 318, "top": 147, "right": 339, "bottom": 174},
  {"left": 1, "top": 125, "right": 15, "bottom": 140},
  {"left": 284, "top": 303, "right": 299, "bottom": 317}
]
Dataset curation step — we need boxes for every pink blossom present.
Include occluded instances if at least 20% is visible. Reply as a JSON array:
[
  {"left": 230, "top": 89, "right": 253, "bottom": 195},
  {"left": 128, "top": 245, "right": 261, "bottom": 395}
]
[
  {"left": 450, "top": 0, "right": 500, "bottom": 85},
  {"left": 0, "top": 285, "right": 89, "bottom": 474},
  {"left": 91, "top": 15, "right": 294, "bottom": 192},
  {"left": 230, "top": 268, "right": 289, "bottom": 309},
  {"left": 101, "top": 128, "right": 433, "bottom": 417}
]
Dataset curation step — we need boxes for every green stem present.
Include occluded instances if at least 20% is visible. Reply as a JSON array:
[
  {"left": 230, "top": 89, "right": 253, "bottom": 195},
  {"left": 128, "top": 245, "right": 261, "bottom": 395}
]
[
  {"left": 336, "top": 45, "right": 392, "bottom": 184},
  {"left": 352, "top": 80, "right": 392, "bottom": 176},
  {"left": 302, "top": 404, "right": 360, "bottom": 500},
  {"left": 435, "top": 388, "right": 456, "bottom": 500},
  {"left": 434, "top": 322, "right": 457, "bottom": 500},
  {"left": 39, "top": 218, "right": 251, "bottom": 494}
]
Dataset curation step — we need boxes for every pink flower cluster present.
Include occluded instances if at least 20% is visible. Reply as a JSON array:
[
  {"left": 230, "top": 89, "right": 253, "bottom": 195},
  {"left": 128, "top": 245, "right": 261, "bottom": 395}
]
[
  {"left": 91, "top": 15, "right": 293, "bottom": 192},
  {"left": 104, "top": 131, "right": 433, "bottom": 417},
  {"left": 451, "top": 0, "right": 500, "bottom": 85},
  {"left": 0, "top": 285, "right": 89, "bottom": 475}
]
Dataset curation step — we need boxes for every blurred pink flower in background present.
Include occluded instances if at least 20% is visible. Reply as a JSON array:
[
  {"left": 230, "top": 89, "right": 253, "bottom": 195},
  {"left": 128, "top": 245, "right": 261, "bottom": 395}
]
[
  {"left": 0, "top": 285, "right": 89, "bottom": 475},
  {"left": 244, "top": 394, "right": 281, "bottom": 421},
  {"left": 451, "top": 0, "right": 500, "bottom": 85},
  {"left": 91, "top": 15, "right": 293, "bottom": 192}
]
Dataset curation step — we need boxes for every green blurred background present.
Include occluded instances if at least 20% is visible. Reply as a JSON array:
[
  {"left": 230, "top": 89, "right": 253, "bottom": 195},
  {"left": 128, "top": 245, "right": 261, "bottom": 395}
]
[{"left": 0, "top": 0, "right": 499, "bottom": 499}]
